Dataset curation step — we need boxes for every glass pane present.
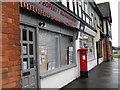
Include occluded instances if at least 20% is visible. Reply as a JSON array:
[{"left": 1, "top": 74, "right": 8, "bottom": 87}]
[
  {"left": 23, "top": 44, "right": 28, "bottom": 55},
  {"left": 39, "top": 30, "right": 59, "bottom": 72},
  {"left": 29, "top": 31, "right": 33, "bottom": 41},
  {"left": 60, "top": 35, "right": 73, "bottom": 66},
  {"left": 29, "top": 44, "right": 33, "bottom": 55},
  {"left": 30, "top": 58, "right": 34, "bottom": 68},
  {"left": 23, "top": 29, "right": 27, "bottom": 41},
  {"left": 23, "top": 58, "right": 28, "bottom": 70},
  {"left": 82, "top": 34, "right": 95, "bottom": 60}
]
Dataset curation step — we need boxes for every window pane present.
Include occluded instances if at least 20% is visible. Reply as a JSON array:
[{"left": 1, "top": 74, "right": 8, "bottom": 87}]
[
  {"left": 23, "top": 29, "right": 27, "bottom": 41},
  {"left": 23, "top": 58, "right": 28, "bottom": 70},
  {"left": 30, "top": 58, "right": 34, "bottom": 68},
  {"left": 23, "top": 44, "right": 28, "bottom": 55},
  {"left": 29, "top": 44, "right": 33, "bottom": 55},
  {"left": 60, "top": 35, "right": 73, "bottom": 66},
  {"left": 39, "top": 30, "right": 59, "bottom": 72},
  {"left": 29, "top": 31, "right": 33, "bottom": 41},
  {"left": 80, "top": 33, "right": 95, "bottom": 60}
]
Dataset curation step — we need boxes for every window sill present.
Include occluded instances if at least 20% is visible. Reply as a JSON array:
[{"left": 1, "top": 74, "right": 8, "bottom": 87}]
[{"left": 40, "top": 64, "right": 77, "bottom": 79}]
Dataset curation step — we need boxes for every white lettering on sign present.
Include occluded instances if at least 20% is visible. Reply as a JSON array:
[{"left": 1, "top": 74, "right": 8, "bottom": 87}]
[{"left": 82, "top": 55, "right": 86, "bottom": 60}]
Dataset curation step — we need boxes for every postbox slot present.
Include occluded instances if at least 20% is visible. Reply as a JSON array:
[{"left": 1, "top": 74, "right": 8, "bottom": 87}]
[{"left": 82, "top": 52, "right": 85, "bottom": 54}]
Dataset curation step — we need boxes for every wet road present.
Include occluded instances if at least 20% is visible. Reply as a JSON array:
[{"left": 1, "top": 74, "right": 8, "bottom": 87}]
[{"left": 61, "top": 58, "right": 119, "bottom": 88}]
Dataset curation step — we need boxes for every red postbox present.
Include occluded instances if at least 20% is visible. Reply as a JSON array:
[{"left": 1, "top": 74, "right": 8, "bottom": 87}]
[{"left": 78, "top": 48, "right": 88, "bottom": 78}]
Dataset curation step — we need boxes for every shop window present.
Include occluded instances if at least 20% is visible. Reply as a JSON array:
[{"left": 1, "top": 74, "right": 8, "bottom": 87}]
[
  {"left": 80, "top": 33, "right": 95, "bottom": 60},
  {"left": 60, "top": 35, "right": 73, "bottom": 66},
  {"left": 39, "top": 30, "right": 74, "bottom": 72}
]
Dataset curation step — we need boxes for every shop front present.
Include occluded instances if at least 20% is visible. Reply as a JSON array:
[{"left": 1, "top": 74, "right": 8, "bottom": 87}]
[
  {"left": 76, "top": 23, "right": 97, "bottom": 71},
  {"left": 20, "top": 1, "right": 80, "bottom": 88}
]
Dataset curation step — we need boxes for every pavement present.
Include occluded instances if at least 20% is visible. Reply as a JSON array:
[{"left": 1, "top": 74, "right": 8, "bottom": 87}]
[{"left": 60, "top": 58, "right": 120, "bottom": 89}]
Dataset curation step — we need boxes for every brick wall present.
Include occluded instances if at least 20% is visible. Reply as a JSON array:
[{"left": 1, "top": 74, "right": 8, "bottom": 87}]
[
  {"left": 103, "top": 36, "right": 112, "bottom": 61},
  {"left": 103, "top": 43, "right": 107, "bottom": 61},
  {"left": 106, "top": 36, "right": 112, "bottom": 61},
  {"left": 0, "top": 2, "right": 22, "bottom": 88}
]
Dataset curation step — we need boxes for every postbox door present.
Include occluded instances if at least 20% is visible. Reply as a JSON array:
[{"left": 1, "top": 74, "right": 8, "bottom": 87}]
[{"left": 80, "top": 53, "right": 87, "bottom": 71}]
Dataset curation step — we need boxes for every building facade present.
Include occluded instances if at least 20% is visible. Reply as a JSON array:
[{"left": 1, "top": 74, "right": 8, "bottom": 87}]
[
  {"left": 97, "top": 2, "right": 112, "bottom": 61},
  {"left": 0, "top": 0, "right": 112, "bottom": 89}
]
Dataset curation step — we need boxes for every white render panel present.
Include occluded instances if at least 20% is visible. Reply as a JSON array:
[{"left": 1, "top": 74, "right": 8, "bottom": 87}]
[
  {"left": 87, "top": 59, "right": 97, "bottom": 71},
  {"left": 98, "top": 57, "right": 104, "bottom": 64},
  {"left": 103, "top": 20, "right": 107, "bottom": 35},
  {"left": 41, "top": 67, "right": 78, "bottom": 88},
  {"left": 84, "top": 26, "right": 96, "bottom": 36}
]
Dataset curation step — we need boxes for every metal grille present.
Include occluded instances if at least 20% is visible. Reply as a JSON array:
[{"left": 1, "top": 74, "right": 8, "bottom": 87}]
[
  {"left": 39, "top": 30, "right": 60, "bottom": 69},
  {"left": 39, "top": 29, "right": 74, "bottom": 71},
  {"left": 60, "top": 35, "right": 73, "bottom": 66}
]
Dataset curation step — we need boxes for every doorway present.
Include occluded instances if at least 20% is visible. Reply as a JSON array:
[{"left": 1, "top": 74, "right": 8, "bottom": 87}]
[{"left": 20, "top": 25, "right": 38, "bottom": 88}]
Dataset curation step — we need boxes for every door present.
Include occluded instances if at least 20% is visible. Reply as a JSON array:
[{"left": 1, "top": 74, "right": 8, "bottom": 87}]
[{"left": 20, "top": 25, "right": 37, "bottom": 88}]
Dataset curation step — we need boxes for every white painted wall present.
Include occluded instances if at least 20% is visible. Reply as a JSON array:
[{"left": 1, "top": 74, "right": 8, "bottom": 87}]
[
  {"left": 41, "top": 67, "right": 78, "bottom": 88},
  {"left": 98, "top": 57, "right": 104, "bottom": 64},
  {"left": 103, "top": 20, "right": 107, "bottom": 35},
  {"left": 87, "top": 59, "right": 97, "bottom": 71}
]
